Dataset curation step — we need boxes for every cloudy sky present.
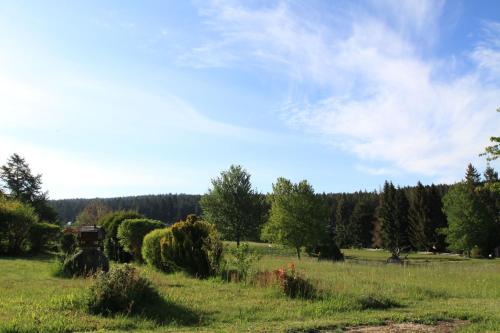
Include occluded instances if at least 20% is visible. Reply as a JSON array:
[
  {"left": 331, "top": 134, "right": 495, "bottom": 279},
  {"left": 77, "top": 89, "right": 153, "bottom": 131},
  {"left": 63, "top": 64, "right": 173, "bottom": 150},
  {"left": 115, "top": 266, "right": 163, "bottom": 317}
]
[{"left": 1, "top": 0, "right": 499, "bottom": 199}]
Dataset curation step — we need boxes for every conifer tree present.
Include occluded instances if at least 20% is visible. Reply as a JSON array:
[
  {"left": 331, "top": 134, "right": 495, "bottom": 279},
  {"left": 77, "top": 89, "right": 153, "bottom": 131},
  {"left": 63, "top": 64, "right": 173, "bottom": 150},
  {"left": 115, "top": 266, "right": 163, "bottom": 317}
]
[
  {"left": 378, "top": 181, "right": 409, "bottom": 258},
  {"left": 349, "top": 199, "right": 374, "bottom": 248},
  {"left": 408, "top": 182, "right": 431, "bottom": 251},
  {"left": 484, "top": 164, "right": 499, "bottom": 183},
  {"left": 465, "top": 163, "right": 481, "bottom": 187}
]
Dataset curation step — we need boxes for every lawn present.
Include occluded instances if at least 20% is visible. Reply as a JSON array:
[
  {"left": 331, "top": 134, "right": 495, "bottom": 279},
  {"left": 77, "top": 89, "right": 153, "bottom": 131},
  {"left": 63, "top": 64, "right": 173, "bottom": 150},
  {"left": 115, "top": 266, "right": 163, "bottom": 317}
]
[{"left": 0, "top": 245, "right": 499, "bottom": 333}]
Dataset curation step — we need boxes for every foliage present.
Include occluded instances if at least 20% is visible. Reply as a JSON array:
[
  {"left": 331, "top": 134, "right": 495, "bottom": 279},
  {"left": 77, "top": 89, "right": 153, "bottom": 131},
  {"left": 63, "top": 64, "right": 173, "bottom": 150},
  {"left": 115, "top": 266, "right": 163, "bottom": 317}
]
[
  {"left": 200, "top": 165, "right": 267, "bottom": 245},
  {"left": 158, "top": 215, "right": 223, "bottom": 278},
  {"left": 60, "top": 232, "right": 77, "bottom": 254},
  {"left": 262, "top": 178, "right": 328, "bottom": 259},
  {"left": 117, "top": 218, "right": 164, "bottom": 261},
  {"left": 28, "top": 222, "right": 61, "bottom": 253},
  {"left": 142, "top": 227, "right": 170, "bottom": 269},
  {"left": 50, "top": 193, "right": 202, "bottom": 225},
  {"left": 62, "top": 248, "right": 109, "bottom": 277},
  {"left": 442, "top": 182, "right": 497, "bottom": 256},
  {"left": 0, "top": 153, "right": 57, "bottom": 222},
  {"left": 333, "top": 196, "right": 355, "bottom": 248},
  {"left": 85, "top": 264, "right": 162, "bottom": 316},
  {"left": 307, "top": 240, "right": 344, "bottom": 261},
  {"left": 0, "top": 196, "right": 39, "bottom": 254},
  {"left": 465, "top": 163, "right": 481, "bottom": 187},
  {"left": 348, "top": 199, "right": 376, "bottom": 248},
  {"left": 408, "top": 182, "right": 448, "bottom": 252},
  {"left": 99, "top": 210, "right": 144, "bottom": 262},
  {"left": 225, "top": 242, "right": 261, "bottom": 283},
  {"left": 75, "top": 200, "right": 112, "bottom": 226},
  {"left": 378, "top": 181, "right": 410, "bottom": 257},
  {"left": 274, "top": 263, "right": 316, "bottom": 299}
]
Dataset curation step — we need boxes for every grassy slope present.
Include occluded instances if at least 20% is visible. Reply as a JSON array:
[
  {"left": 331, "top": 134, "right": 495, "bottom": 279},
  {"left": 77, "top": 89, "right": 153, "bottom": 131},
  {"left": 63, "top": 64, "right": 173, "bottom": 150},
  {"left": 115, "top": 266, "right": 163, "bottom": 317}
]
[{"left": 0, "top": 245, "right": 499, "bottom": 333}]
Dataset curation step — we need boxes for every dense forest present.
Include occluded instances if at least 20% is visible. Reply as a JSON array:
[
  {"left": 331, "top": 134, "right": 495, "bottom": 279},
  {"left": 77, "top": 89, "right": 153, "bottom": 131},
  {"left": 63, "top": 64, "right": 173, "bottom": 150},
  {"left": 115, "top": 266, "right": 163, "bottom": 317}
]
[
  {"left": 49, "top": 184, "right": 451, "bottom": 249},
  {"left": 50, "top": 194, "right": 202, "bottom": 224}
]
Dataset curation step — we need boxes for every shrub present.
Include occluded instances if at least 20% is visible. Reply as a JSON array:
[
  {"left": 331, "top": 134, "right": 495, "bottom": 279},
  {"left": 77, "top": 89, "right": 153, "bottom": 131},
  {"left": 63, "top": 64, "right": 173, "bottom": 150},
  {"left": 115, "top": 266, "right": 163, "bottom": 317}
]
[
  {"left": 99, "top": 210, "right": 143, "bottom": 262},
  {"left": 62, "top": 248, "right": 109, "bottom": 277},
  {"left": 86, "top": 264, "right": 162, "bottom": 316},
  {"left": 224, "top": 242, "right": 261, "bottom": 283},
  {"left": 117, "top": 218, "right": 164, "bottom": 261},
  {"left": 274, "top": 263, "right": 316, "bottom": 299},
  {"left": 0, "top": 197, "right": 38, "bottom": 254},
  {"left": 60, "top": 232, "right": 77, "bottom": 254},
  {"left": 142, "top": 228, "right": 170, "bottom": 269},
  {"left": 29, "top": 222, "right": 61, "bottom": 253},
  {"left": 307, "top": 241, "right": 344, "bottom": 261},
  {"left": 158, "top": 214, "right": 223, "bottom": 278}
]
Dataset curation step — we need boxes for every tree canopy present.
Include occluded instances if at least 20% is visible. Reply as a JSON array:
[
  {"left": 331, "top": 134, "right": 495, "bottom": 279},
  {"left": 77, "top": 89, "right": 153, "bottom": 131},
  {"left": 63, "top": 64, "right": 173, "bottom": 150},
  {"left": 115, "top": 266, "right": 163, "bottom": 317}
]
[{"left": 200, "top": 165, "right": 266, "bottom": 245}]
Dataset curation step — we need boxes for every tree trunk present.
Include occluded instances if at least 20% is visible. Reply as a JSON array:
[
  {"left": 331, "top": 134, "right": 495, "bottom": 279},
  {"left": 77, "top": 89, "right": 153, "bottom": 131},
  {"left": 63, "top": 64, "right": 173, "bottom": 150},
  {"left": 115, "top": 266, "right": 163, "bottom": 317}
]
[
  {"left": 236, "top": 234, "right": 240, "bottom": 247},
  {"left": 296, "top": 247, "right": 301, "bottom": 259}
]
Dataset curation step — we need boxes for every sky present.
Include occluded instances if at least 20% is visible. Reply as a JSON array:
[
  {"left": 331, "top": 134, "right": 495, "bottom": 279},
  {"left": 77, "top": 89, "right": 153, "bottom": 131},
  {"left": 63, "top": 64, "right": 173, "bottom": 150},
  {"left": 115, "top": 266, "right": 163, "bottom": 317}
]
[{"left": 1, "top": 0, "right": 499, "bottom": 199}]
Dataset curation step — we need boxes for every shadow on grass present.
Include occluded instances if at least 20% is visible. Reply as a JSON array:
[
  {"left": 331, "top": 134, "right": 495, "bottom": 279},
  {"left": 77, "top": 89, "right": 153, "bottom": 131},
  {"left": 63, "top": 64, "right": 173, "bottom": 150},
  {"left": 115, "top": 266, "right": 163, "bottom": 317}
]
[
  {"left": 88, "top": 289, "right": 202, "bottom": 326},
  {"left": 0, "top": 252, "right": 57, "bottom": 262}
]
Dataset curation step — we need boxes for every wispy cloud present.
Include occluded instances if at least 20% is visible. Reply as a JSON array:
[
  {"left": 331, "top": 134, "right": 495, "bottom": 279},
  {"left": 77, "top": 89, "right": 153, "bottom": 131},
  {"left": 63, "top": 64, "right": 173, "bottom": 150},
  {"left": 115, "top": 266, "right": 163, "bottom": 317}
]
[{"left": 185, "top": 0, "right": 500, "bottom": 182}]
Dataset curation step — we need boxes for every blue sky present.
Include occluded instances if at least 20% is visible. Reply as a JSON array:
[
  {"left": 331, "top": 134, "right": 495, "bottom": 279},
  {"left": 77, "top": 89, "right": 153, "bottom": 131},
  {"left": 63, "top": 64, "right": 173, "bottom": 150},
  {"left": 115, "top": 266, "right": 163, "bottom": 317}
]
[{"left": 1, "top": 0, "right": 499, "bottom": 199}]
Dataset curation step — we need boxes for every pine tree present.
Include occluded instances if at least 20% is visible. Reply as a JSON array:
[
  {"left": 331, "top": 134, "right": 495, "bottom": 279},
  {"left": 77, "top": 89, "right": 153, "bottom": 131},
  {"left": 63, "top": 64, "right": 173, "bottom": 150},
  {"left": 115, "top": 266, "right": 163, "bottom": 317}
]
[
  {"left": 484, "top": 164, "right": 499, "bottom": 183},
  {"left": 465, "top": 163, "right": 481, "bottom": 187},
  {"left": 408, "top": 182, "right": 431, "bottom": 251},
  {"left": 349, "top": 199, "right": 374, "bottom": 248},
  {"left": 334, "top": 196, "right": 354, "bottom": 248},
  {"left": 378, "top": 181, "right": 409, "bottom": 258}
]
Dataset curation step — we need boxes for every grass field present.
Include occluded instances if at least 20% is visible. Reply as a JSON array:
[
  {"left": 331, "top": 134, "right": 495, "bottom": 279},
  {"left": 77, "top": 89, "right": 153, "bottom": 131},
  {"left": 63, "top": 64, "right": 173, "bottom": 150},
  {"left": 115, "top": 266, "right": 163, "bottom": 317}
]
[{"left": 1, "top": 244, "right": 499, "bottom": 333}]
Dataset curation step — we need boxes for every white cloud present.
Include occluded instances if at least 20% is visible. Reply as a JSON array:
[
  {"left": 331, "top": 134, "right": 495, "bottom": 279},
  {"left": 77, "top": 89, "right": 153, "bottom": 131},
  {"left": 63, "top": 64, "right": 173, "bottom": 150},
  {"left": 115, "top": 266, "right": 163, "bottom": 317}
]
[{"left": 186, "top": 0, "right": 500, "bottom": 182}]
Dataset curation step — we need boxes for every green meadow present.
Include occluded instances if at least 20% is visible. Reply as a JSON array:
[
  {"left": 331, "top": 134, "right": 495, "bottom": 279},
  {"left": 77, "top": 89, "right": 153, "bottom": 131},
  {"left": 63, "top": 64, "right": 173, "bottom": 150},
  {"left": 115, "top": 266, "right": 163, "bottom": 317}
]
[{"left": 1, "top": 244, "right": 499, "bottom": 333}]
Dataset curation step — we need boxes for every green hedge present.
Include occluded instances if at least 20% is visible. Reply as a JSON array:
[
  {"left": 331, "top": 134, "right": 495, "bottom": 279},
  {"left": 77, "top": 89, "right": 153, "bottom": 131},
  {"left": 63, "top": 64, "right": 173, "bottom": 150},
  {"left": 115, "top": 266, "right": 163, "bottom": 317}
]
[{"left": 117, "top": 218, "right": 164, "bottom": 261}]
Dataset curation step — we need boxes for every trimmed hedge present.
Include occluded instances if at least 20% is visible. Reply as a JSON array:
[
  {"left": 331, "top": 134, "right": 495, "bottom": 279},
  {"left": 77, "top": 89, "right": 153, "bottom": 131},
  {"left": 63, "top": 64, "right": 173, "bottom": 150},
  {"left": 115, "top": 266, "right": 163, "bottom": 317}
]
[
  {"left": 99, "top": 211, "right": 143, "bottom": 262},
  {"left": 142, "top": 228, "right": 170, "bottom": 269},
  {"left": 117, "top": 218, "right": 164, "bottom": 261}
]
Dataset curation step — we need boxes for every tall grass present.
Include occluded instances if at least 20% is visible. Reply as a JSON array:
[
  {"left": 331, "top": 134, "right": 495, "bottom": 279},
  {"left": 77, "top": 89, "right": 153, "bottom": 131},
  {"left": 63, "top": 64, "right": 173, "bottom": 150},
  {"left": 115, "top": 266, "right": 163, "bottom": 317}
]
[{"left": 0, "top": 245, "right": 499, "bottom": 332}]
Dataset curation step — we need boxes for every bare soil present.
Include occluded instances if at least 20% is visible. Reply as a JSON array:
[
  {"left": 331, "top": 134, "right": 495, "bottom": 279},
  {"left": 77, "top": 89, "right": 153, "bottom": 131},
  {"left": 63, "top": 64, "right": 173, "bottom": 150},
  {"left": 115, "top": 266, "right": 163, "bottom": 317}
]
[{"left": 342, "top": 320, "right": 468, "bottom": 333}]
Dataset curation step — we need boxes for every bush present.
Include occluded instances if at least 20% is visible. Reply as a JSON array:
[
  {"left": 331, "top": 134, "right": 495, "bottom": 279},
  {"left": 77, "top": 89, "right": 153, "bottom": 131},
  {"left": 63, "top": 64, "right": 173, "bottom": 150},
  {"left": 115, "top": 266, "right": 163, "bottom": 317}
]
[
  {"left": 60, "top": 232, "right": 77, "bottom": 254},
  {"left": 158, "top": 214, "right": 223, "bottom": 278},
  {"left": 86, "top": 264, "right": 162, "bottom": 316},
  {"left": 142, "top": 228, "right": 170, "bottom": 269},
  {"left": 29, "top": 222, "right": 61, "bottom": 253},
  {"left": 117, "top": 218, "right": 164, "bottom": 261},
  {"left": 274, "top": 264, "right": 316, "bottom": 299},
  {"left": 99, "top": 211, "right": 143, "bottom": 262},
  {"left": 224, "top": 242, "right": 260, "bottom": 283},
  {"left": 0, "top": 197, "right": 38, "bottom": 254},
  {"left": 62, "top": 248, "right": 109, "bottom": 277},
  {"left": 307, "top": 241, "right": 344, "bottom": 261}
]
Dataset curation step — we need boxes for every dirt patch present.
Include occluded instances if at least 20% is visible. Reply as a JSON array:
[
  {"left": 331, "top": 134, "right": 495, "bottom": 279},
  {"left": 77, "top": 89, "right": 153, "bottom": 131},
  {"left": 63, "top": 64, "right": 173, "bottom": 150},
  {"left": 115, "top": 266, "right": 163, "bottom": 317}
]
[{"left": 342, "top": 320, "right": 468, "bottom": 333}]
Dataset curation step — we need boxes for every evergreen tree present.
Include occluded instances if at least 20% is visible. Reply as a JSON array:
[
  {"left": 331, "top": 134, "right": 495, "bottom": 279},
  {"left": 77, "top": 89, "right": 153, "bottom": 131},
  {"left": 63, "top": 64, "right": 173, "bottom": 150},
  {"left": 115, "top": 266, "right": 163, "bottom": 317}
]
[
  {"left": 408, "top": 182, "right": 432, "bottom": 251},
  {"left": 349, "top": 199, "right": 374, "bottom": 248},
  {"left": 378, "top": 181, "right": 409, "bottom": 258},
  {"left": 427, "top": 184, "right": 448, "bottom": 251},
  {"left": 484, "top": 164, "right": 499, "bottom": 183},
  {"left": 333, "top": 196, "right": 354, "bottom": 248},
  {"left": 0, "top": 154, "right": 57, "bottom": 222},
  {"left": 465, "top": 163, "right": 481, "bottom": 187}
]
